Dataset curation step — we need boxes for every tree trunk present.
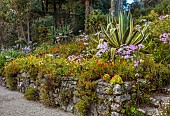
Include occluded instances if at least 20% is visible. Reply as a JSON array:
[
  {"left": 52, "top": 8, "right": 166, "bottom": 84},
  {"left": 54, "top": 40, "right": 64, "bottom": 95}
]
[
  {"left": 118, "top": 0, "right": 123, "bottom": 13},
  {"left": 110, "top": 0, "right": 115, "bottom": 17},
  {"left": 46, "top": 0, "right": 48, "bottom": 12},
  {"left": 27, "top": 16, "right": 30, "bottom": 46},
  {"left": 85, "top": 0, "right": 90, "bottom": 32},
  {"left": 20, "top": 21, "right": 26, "bottom": 40},
  {"left": 41, "top": 0, "right": 45, "bottom": 15}
]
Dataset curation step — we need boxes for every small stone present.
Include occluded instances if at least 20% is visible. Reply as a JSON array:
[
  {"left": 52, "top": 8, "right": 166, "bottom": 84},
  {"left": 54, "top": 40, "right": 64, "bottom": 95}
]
[
  {"left": 111, "top": 103, "right": 121, "bottom": 111},
  {"left": 108, "top": 95, "right": 114, "bottom": 101},
  {"left": 124, "top": 82, "right": 132, "bottom": 91},
  {"left": 115, "top": 94, "right": 131, "bottom": 103},
  {"left": 66, "top": 103, "right": 74, "bottom": 112},
  {"left": 21, "top": 72, "right": 30, "bottom": 78},
  {"left": 61, "top": 105, "right": 67, "bottom": 111},
  {"left": 73, "top": 96, "right": 80, "bottom": 103},
  {"left": 111, "top": 111, "right": 121, "bottom": 116},
  {"left": 98, "top": 94, "right": 105, "bottom": 99},
  {"left": 53, "top": 93, "right": 58, "bottom": 98},
  {"left": 137, "top": 108, "right": 146, "bottom": 114},
  {"left": 61, "top": 81, "right": 67, "bottom": 87},
  {"left": 113, "top": 84, "right": 124, "bottom": 95}
]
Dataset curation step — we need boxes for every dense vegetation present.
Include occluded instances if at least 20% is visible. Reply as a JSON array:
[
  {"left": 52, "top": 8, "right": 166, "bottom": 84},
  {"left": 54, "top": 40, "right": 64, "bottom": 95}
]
[{"left": 0, "top": 0, "right": 170, "bottom": 115}]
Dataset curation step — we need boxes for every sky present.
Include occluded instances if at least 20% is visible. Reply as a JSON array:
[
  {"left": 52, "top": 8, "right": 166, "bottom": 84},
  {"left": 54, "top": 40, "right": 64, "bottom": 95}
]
[{"left": 127, "top": 0, "right": 133, "bottom": 4}]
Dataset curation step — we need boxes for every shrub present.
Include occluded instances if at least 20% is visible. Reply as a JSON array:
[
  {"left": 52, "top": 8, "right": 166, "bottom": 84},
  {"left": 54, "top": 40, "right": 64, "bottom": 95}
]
[
  {"left": 24, "top": 87, "right": 39, "bottom": 101},
  {"left": 85, "top": 9, "right": 107, "bottom": 33}
]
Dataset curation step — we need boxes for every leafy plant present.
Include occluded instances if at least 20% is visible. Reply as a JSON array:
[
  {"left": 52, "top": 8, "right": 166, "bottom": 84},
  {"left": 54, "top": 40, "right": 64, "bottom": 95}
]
[
  {"left": 24, "top": 87, "right": 39, "bottom": 101},
  {"left": 101, "top": 12, "right": 150, "bottom": 48},
  {"left": 85, "top": 9, "right": 107, "bottom": 33}
]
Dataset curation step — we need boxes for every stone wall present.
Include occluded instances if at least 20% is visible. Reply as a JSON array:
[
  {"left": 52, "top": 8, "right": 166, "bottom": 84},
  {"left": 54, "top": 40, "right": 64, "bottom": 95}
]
[{"left": 0, "top": 75, "right": 138, "bottom": 116}]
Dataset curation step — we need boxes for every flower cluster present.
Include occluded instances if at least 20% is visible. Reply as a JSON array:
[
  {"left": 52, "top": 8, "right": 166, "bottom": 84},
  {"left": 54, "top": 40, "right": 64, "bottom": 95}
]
[
  {"left": 22, "top": 46, "right": 31, "bottom": 53},
  {"left": 76, "top": 33, "right": 89, "bottom": 42},
  {"left": 116, "top": 44, "right": 144, "bottom": 60},
  {"left": 67, "top": 54, "right": 84, "bottom": 63},
  {"left": 158, "top": 15, "right": 168, "bottom": 20},
  {"left": 93, "top": 32, "right": 105, "bottom": 38},
  {"left": 95, "top": 42, "right": 109, "bottom": 57},
  {"left": 159, "top": 33, "right": 170, "bottom": 43}
]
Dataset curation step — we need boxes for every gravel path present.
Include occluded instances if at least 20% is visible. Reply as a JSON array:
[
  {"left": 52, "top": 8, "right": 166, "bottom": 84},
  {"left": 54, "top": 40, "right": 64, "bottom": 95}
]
[{"left": 0, "top": 86, "right": 73, "bottom": 116}]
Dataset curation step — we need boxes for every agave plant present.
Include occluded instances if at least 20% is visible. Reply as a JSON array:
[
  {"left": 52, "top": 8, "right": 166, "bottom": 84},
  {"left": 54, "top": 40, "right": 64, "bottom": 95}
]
[{"left": 101, "top": 11, "right": 150, "bottom": 48}]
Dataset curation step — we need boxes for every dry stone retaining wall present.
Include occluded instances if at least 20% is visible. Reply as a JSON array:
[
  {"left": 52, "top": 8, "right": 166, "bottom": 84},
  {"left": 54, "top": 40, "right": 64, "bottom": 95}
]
[{"left": 0, "top": 75, "right": 169, "bottom": 116}]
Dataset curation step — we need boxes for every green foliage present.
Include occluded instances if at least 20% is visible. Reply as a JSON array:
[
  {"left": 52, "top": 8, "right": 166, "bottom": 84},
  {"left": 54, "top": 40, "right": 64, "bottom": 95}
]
[
  {"left": 110, "top": 75, "right": 123, "bottom": 85},
  {"left": 86, "top": 9, "right": 107, "bottom": 33},
  {"left": 24, "top": 87, "right": 39, "bottom": 101},
  {"left": 102, "top": 12, "right": 150, "bottom": 48},
  {"left": 150, "top": 15, "right": 170, "bottom": 37},
  {"left": 31, "top": 16, "right": 55, "bottom": 43},
  {"left": 6, "top": 75, "right": 17, "bottom": 90}
]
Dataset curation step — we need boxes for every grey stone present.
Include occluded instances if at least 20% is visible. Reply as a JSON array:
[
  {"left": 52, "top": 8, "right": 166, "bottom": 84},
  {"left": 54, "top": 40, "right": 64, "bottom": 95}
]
[
  {"left": 21, "top": 72, "right": 30, "bottom": 78},
  {"left": 73, "top": 96, "right": 80, "bottom": 103},
  {"left": 97, "top": 103, "right": 108, "bottom": 114},
  {"left": 98, "top": 81, "right": 112, "bottom": 87},
  {"left": 111, "top": 111, "right": 121, "bottom": 116},
  {"left": 152, "top": 95, "right": 170, "bottom": 108},
  {"left": 61, "top": 81, "right": 67, "bottom": 87},
  {"left": 98, "top": 94, "right": 105, "bottom": 99},
  {"left": 96, "top": 85, "right": 112, "bottom": 94},
  {"left": 137, "top": 108, "right": 146, "bottom": 114},
  {"left": 108, "top": 95, "right": 114, "bottom": 101},
  {"left": 137, "top": 79, "right": 147, "bottom": 84},
  {"left": 113, "top": 84, "right": 124, "bottom": 95},
  {"left": 111, "top": 103, "right": 121, "bottom": 111},
  {"left": 53, "top": 93, "right": 58, "bottom": 98},
  {"left": 66, "top": 103, "right": 74, "bottom": 112},
  {"left": 124, "top": 82, "right": 132, "bottom": 91},
  {"left": 73, "top": 91, "right": 78, "bottom": 95},
  {"left": 162, "top": 85, "right": 170, "bottom": 94},
  {"left": 115, "top": 94, "right": 131, "bottom": 103},
  {"left": 61, "top": 105, "right": 67, "bottom": 111}
]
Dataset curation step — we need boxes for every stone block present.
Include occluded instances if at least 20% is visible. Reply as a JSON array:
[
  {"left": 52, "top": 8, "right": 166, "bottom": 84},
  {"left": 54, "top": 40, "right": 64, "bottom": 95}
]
[
  {"left": 123, "top": 82, "right": 132, "bottom": 91},
  {"left": 115, "top": 94, "right": 131, "bottom": 103},
  {"left": 73, "top": 96, "right": 80, "bottom": 104},
  {"left": 111, "top": 103, "right": 121, "bottom": 111},
  {"left": 113, "top": 84, "right": 124, "bottom": 95},
  {"left": 66, "top": 103, "right": 74, "bottom": 112},
  {"left": 111, "top": 111, "right": 121, "bottom": 116}
]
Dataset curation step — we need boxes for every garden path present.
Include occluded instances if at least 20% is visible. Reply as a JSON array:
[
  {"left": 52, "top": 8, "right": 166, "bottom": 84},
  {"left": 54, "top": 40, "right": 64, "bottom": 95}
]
[{"left": 0, "top": 86, "right": 73, "bottom": 116}]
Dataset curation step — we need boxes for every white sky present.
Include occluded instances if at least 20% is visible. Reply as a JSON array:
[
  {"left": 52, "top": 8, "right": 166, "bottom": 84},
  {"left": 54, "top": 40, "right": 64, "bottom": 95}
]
[{"left": 127, "top": 0, "right": 133, "bottom": 4}]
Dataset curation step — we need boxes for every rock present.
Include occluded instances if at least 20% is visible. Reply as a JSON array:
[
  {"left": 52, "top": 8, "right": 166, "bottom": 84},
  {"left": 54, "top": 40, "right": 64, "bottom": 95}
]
[
  {"left": 115, "top": 94, "right": 131, "bottom": 103},
  {"left": 66, "top": 103, "right": 74, "bottom": 112},
  {"left": 162, "top": 85, "right": 170, "bottom": 94},
  {"left": 111, "top": 103, "right": 121, "bottom": 111},
  {"left": 97, "top": 103, "right": 109, "bottom": 114},
  {"left": 113, "top": 84, "right": 124, "bottom": 95},
  {"left": 108, "top": 95, "right": 114, "bottom": 101},
  {"left": 124, "top": 82, "right": 132, "bottom": 91},
  {"left": 61, "top": 105, "right": 67, "bottom": 111},
  {"left": 21, "top": 72, "right": 30, "bottom": 78},
  {"left": 61, "top": 81, "right": 67, "bottom": 87},
  {"left": 98, "top": 94, "right": 105, "bottom": 99},
  {"left": 111, "top": 111, "right": 121, "bottom": 116},
  {"left": 73, "top": 96, "right": 80, "bottom": 104},
  {"left": 137, "top": 108, "right": 146, "bottom": 114},
  {"left": 152, "top": 95, "right": 170, "bottom": 108},
  {"left": 53, "top": 93, "right": 58, "bottom": 98},
  {"left": 96, "top": 85, "right": 112, "bottom": 95}
]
